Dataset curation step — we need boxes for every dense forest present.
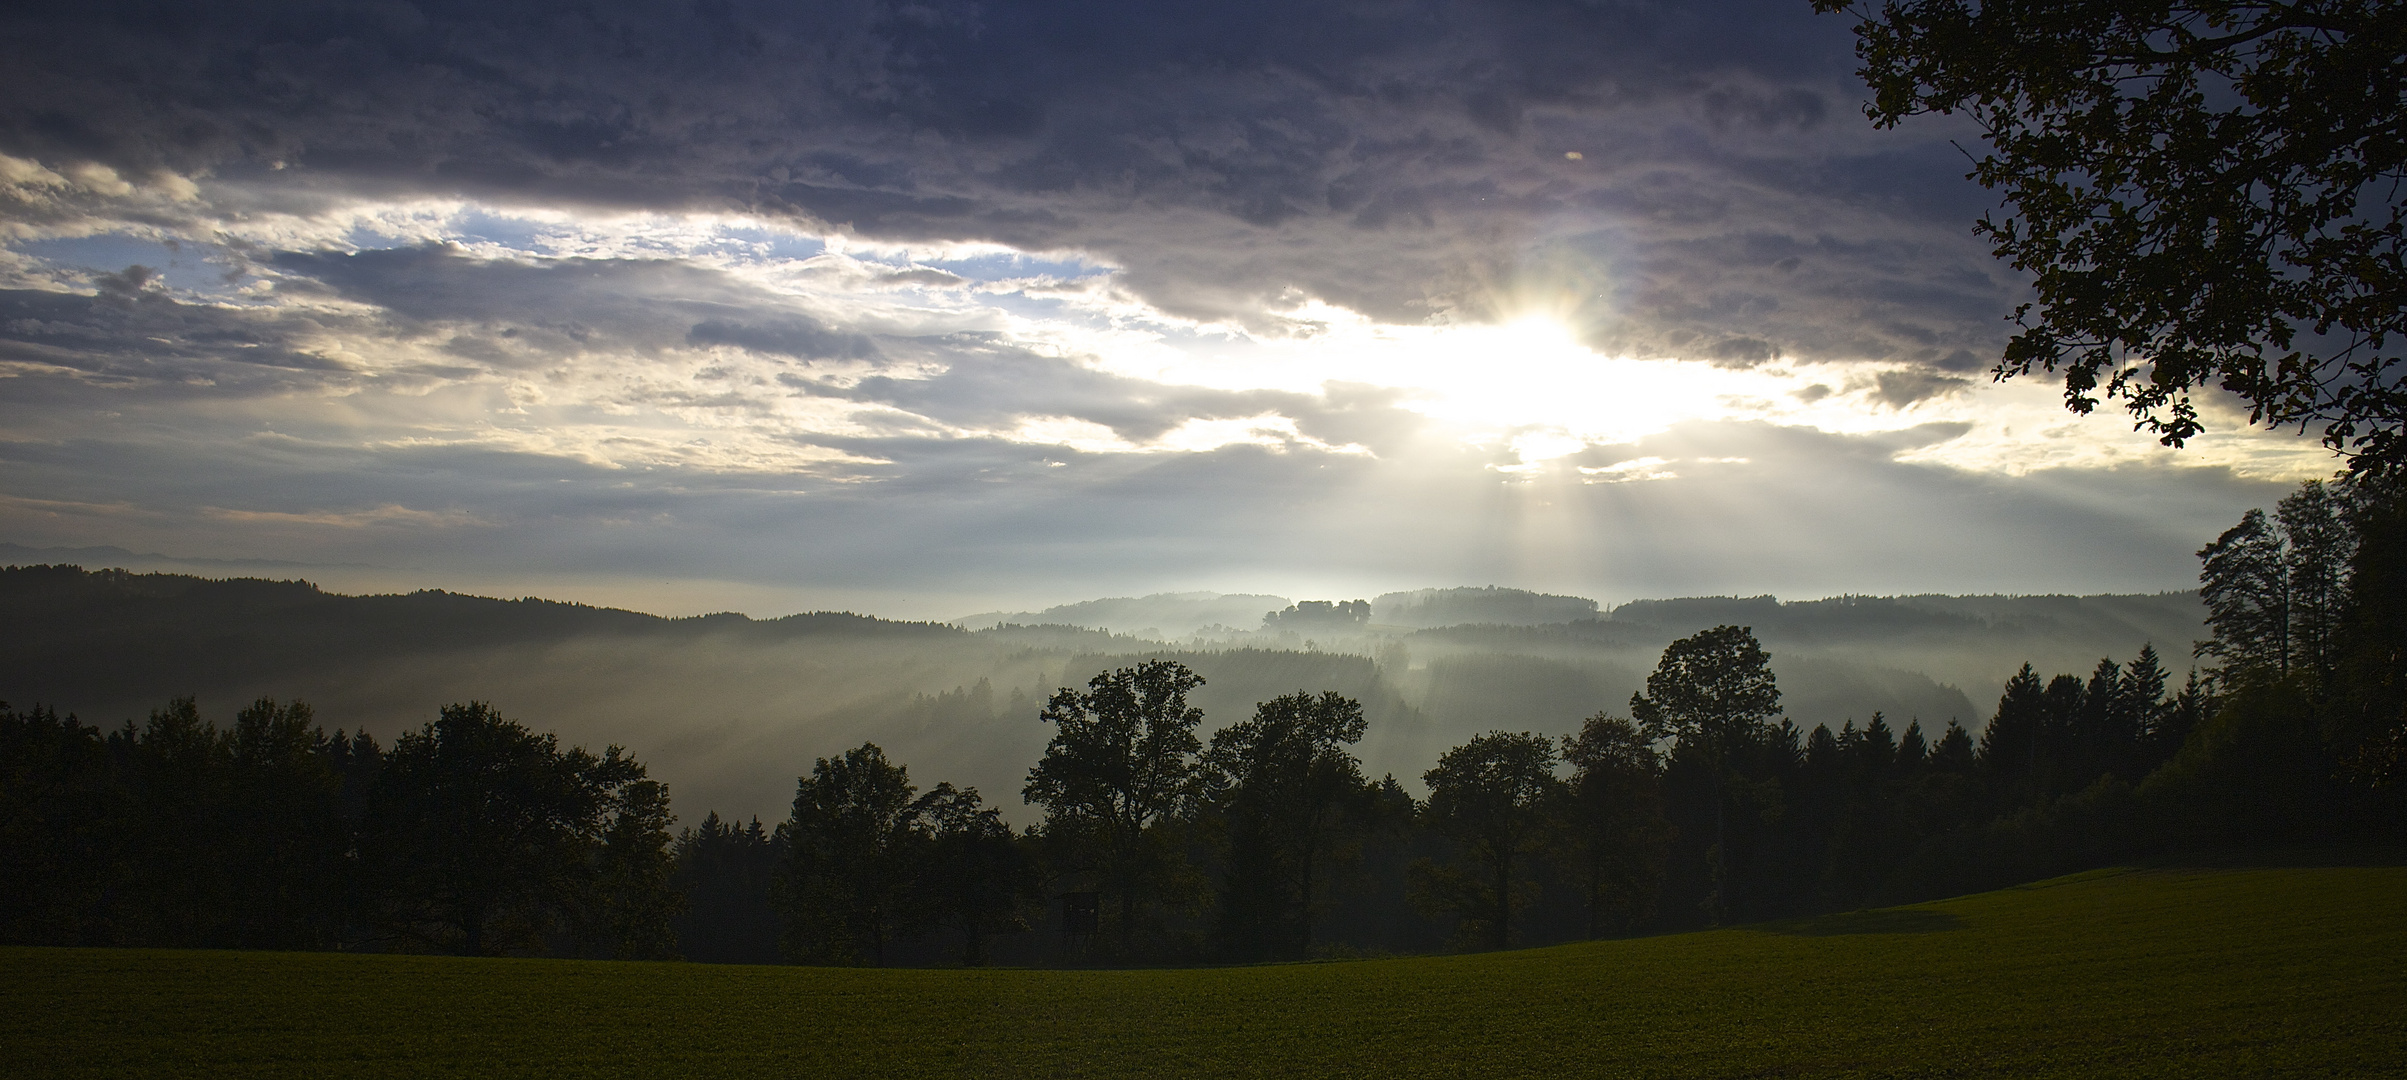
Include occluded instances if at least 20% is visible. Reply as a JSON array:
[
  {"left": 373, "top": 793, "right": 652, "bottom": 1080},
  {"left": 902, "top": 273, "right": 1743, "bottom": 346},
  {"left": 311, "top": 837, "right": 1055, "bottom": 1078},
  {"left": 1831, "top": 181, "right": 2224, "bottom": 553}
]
[
  {"left": 0, "top": 561, "right": 2202, "bottom": 829},
  {"left": 4, "top": 478, "right": 2400, "bottom": 964}
]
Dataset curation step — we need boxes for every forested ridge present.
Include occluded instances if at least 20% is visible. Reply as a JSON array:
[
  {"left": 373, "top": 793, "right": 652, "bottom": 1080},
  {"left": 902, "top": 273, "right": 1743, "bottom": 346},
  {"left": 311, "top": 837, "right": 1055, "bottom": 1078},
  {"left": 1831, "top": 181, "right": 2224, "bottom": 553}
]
[{"left": 4, "top": 479, "right": 2401, "bottom": 965}]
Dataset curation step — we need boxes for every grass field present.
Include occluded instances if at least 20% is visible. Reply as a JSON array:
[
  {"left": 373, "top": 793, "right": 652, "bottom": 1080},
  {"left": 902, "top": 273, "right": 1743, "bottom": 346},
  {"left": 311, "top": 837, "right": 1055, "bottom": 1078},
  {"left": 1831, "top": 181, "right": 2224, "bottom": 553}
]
[{"left": 6, "top": 863, "right": 2403, "bottom": 1078}]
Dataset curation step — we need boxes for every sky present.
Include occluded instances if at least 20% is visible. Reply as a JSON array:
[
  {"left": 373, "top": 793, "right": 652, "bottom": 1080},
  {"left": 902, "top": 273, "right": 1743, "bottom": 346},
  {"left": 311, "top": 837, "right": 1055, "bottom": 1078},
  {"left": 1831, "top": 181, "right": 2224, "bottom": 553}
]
[{"left": 0, "top": 0, "right": 2339, "bottom": 620}]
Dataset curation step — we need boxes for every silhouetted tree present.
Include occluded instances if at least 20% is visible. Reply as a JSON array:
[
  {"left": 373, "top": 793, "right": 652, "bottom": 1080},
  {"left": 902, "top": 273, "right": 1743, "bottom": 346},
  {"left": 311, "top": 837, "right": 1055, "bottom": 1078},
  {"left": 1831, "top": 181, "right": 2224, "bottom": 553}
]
[
  {"left": 1414, "top": 731, "right": 1560, "bottom": 950},
  {"left": 914, "top": 783, "right": 1028, "bottom": 966},
  {"left": 122, "top": 696, "right": 237, "bottom": 946},
  {"left": 1629, "top": 625, "right": 1782, "bottom": 922},
  {"left": 591, "top": 775, "right": 681, "bottom": 959},
  {"left": 2200, "top": 508, "right": 2296, "bottom": 678},
  {"left": 0, "top": 703, "right": 117, "bottom": 945},
  {"left": 1556, "top": 713, "right": 1673, "bottom": 938},
  {"left": 671, "top": 813, "right": 783, "bottom": 963},
  {"left": 221, "top": 698, "right": 346, "bottom": 949},
  {"left": 776, "top": 743, "right": 926, "bottom": 965},
  {"left": 1023, "top": 659, "right": 1205, "bottom": 951},
  {"left": 1200, "top": 690, "right": 1369, "bottom": 959},
  {"left": 360, "top": 702, "right": 651, "bottom": 956},
  {"left": 1818, "top": 0, "right": 2407, "bottom": 474},
  {"left": 2281, "top": 480, "right": 2357, "bottom": 681},
  {"left": 2335, "top": 480, "right": 2407, "bottom": 785},
  {"left": 1930, "top": 721, "right": 1977, "bottom": 774}
]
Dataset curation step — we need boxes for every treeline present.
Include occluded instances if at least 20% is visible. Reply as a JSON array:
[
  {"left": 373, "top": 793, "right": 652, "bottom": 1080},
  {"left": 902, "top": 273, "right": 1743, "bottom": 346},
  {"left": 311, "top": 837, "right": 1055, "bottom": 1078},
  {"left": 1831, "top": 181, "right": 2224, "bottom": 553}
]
[
  {"left": 0, "top": 700, "right": 679, "bottom": 957},
  {"left": 5, "top": 479, "right": 2401, "bottom": 964}
]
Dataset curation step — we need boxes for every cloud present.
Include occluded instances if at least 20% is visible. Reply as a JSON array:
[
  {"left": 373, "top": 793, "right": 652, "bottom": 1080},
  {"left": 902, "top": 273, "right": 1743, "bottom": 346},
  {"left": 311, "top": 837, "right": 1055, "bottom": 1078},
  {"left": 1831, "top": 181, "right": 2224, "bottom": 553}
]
[
  {"left": 0, "top": 0, "right": 2016, "bottom": 366},
  {"left": 1870, "top": 369, "right": 1974, "bottom": 409},
  {"left": 0, "top": 0, "right": 2347, "bottom": 618}
]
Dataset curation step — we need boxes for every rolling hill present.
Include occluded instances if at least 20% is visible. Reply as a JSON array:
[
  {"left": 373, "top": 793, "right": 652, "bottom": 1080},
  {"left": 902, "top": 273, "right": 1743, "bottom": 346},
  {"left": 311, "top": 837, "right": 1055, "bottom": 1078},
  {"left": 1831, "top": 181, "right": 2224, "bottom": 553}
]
[{"left": 4, "top": 860, "right": 2398, "bottom": 1078}]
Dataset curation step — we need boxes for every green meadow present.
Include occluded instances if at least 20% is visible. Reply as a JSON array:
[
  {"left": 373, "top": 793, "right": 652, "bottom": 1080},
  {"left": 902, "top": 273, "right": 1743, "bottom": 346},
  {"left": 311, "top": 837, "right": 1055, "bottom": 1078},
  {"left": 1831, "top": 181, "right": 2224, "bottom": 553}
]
[{"left": 7, "top": 863, "right": 2401, "bottom": 1079}]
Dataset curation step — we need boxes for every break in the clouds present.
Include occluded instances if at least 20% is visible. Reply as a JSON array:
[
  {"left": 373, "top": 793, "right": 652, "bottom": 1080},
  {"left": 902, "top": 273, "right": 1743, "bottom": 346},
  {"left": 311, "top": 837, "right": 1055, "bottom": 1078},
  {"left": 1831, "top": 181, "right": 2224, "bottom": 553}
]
[{"left": 0, "top": 0, "right": 2340, "bottom": 613}]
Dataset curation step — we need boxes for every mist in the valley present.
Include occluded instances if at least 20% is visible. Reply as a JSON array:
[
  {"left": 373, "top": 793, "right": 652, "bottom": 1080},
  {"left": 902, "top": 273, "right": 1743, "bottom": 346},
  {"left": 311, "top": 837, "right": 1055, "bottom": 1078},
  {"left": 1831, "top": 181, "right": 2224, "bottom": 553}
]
[{"left": 4, "top": 571, "right": 2205, "bottom": 829}]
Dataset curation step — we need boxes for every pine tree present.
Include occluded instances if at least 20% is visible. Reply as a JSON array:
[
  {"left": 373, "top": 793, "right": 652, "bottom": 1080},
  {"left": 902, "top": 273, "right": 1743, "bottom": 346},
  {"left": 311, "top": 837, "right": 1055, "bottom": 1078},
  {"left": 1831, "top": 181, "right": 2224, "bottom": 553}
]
[{"left": 1978, "top": 664, "right": 2047, "bottom": 787}]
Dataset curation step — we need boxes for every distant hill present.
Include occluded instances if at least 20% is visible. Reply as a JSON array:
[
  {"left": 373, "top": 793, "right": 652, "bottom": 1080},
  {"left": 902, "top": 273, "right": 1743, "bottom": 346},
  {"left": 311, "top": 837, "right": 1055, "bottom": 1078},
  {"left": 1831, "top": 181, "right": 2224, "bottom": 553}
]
[
  {"left": 1374, "top": 586, "right": 1601, "bottom": 627},
  {"left": 0, "top": 564, "right": 2204, "bottom": 827},
  {"left": 955, "top": 592, "right": 1291, "bottom": 638}
]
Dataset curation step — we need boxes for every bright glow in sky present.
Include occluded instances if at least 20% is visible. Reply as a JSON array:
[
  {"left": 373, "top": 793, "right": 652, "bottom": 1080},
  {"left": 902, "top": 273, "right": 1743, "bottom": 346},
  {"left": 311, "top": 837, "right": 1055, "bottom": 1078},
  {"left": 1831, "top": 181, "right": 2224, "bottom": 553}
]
[{"left": 0, "top": 163, "right": 2341, "bottom": 613}]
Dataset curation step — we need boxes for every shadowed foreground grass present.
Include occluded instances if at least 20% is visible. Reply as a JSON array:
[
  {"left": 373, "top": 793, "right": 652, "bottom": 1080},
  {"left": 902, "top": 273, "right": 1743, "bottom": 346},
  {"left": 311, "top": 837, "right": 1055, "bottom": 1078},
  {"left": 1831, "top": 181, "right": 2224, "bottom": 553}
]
[{"left": 6, "top": 864, "right": 2402, "bottom": 1078}]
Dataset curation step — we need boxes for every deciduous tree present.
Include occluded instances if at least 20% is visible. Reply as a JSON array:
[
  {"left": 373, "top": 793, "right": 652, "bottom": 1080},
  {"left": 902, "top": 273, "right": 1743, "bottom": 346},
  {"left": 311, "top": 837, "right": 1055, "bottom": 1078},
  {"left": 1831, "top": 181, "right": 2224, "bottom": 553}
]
[
  {"left": 1201, "top": 690, "right": 1370, "bottom": 959},
  {"left": 1819, "top": 0, "right": 2407, "bottom": 473},
  {"left": 1414, "top": 731, "right": 1560, "bottom": 950},
  {"left": 1023, "top": 659, "right": 1205, "bottom": 951},
  {"left": 1556, "top": 713, "right": 1674, "bottom": 938},
  {"left": 777, "top": 743, "right": 926, "bottom": 965},
  {"left": 1629, "top": 625, "right": 1782, "bottom": 921}
]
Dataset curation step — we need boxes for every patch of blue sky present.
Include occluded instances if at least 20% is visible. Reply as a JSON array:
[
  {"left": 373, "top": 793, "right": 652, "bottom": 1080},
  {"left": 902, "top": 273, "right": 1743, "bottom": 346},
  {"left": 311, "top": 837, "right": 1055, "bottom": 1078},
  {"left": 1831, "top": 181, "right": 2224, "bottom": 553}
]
[
  {"left": 920, "top": 250, "right": 1111, "bottom": 282},
  {"left": 442, "top": 208, "right": 554, "bottom": 252},
  {"left": 12, "top": 234, "right": 246, "bottom": 296},
  {"left": 708, "top": 225, "right": 827, "bottom": 263},
  {"left": 969, "top": 290, "right": 1109, "bottom": 326}
]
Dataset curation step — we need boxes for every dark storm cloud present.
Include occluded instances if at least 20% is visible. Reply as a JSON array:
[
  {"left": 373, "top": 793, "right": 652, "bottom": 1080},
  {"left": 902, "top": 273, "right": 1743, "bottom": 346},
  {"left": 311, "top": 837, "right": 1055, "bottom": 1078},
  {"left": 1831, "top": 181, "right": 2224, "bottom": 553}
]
[
  {"left": 271, "top": 245, "right": 878, "bottom": 363},
  {"left": 0, "top": 277, "right": 381, "bottom": 393},
  {"left": 1869, "top": 369, "right": 1972, "bottom": 409},
  {"left": 0, "top": 0, "right": 2014, "bottom": 367}
]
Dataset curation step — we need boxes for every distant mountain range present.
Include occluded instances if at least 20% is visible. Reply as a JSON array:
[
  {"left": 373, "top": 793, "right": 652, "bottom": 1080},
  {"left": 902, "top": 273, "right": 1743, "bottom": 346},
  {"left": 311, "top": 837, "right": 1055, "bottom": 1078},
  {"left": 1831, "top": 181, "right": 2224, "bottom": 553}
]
[
  {"left": 0, "top": 542, "right": 376, "bottom": 572},
  {"left": 0, "top": 565, "right": 2205, "bottom": 829}
]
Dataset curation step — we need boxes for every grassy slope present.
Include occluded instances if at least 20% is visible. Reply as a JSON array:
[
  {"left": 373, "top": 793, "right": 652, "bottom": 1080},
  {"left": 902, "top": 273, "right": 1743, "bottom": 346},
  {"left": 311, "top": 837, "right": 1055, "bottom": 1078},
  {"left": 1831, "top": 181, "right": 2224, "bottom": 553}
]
[{"left": 6, "top": 865, "right": 2401, "bottom": 1079}]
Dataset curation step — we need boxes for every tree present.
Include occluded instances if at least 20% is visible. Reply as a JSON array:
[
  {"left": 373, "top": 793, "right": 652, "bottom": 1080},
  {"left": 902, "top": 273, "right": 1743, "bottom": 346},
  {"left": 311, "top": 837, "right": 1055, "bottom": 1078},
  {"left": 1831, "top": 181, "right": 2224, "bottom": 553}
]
[
  {"left": 0, "top": 702, "right": 118, "bottom": 946},
  {"left": 122, "top": 696, "right": 236, "bottom": 947},
  {"left": 1628, "top": 625, "right": 1782, "bottom": 922},
  {"left": 1819, "top": 0, "right": 2407, "bottom": 473},
  {"left": 1022, "top": 659, "right": 1205, "bottom": 951},
  {"left": 591, "top": 775, "right": 682, "bottom": 960},
  {"left": 1199, "top": 690, "right": 1369, "bottom": 959},
  {"left": 2119, "top": 645, "right": 2179, "bottom": 773},
  {"left": 670, "top": 812, "right": 784, "bottom": 964},
  {"left": 1556, "top": 714, "right": 1674, "bottom": 938},
  {"left": 913, "top": 783, "right": 1028, "bottom": 966},
  {"left": 2335, "top": 479, "right": 2407, "bottom": 785},
  {"left": 1930, "top": 720, "right": 1978, "bottom": 773},
  {"left": 1414, "top": 731, "right": 1561, "bottom": 950},
  {"left": 221, "top": 697, "right": 347, "bottom": 950},
  {"left": 2281, "top": 480, "right": 2357, "bottom": 679},
  {"left": 2073, "top": 657, "right": 2140, "bottom": 784},
  {"left": 1979, "top": 663, "right": 2048, "bottom": 791},
  {"left": 361, "top": 702, "right": 649, "bottom": 956},
  {"left": 2199, "top": 481, "right": 2363, "bottom": 684},
  {"left": 2199, "top": 508, "right": 2293, "bottom": 677},
  {"left": 776, "top": 743, "right": 927, "bottom": 965}
]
